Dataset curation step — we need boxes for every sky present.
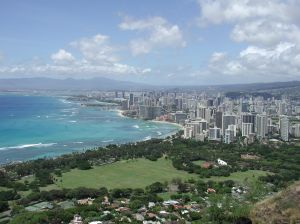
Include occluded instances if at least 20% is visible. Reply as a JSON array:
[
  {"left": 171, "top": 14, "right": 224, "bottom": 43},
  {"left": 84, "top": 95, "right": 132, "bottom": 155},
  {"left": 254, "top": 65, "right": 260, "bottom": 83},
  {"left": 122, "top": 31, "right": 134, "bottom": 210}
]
[{"left": 0, "top": 0, "right": 300, "bottom": 85}]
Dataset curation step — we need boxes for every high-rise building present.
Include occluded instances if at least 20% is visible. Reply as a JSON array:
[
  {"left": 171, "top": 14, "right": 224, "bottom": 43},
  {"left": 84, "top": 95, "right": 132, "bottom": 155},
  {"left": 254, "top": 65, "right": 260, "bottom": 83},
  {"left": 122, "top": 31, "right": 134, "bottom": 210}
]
[
  {"left": 242, "top": 123, "right": 253, "bottom": 137},
  {"left": 291, "top": 124, "right": 300, "bottom": 137},
  {"left": 129, "top": 93, "right": 134, "bottom": 106},
  {"left": 280, "top": 116, "right": 289, "bottom": 141},
  {"left": 139, "top": 105, "right": 161, "bottom": 120},
  {"left": 227, "top": 124, "right": 237, "bottom": 137},
  {"left": 256, "top": 114, "right": 268, "bottom": 139},
  {"left": 222, "top": 114, "right": 236, "bottom": 134},
  {"left": 224, "top": 129, "right": 234, "bottom": 144},
  {"left": 295, "top": 106, "right": 300, "bottom": 114},
  {"left": 197, "top": 106, "right": 206, "bottom": 119},
  {"left": 241, "top": 102, "right": 249, "bottom": 113},
  {"left": 215, "top": 111, "right": 223, "bottom": 129},
  {"left": 209, "top": 127, "right": 221, "bottom": 140},
  {"left": 189, "top": 110, "right": 196, "bottom": 120},
  {"left": 242, "top": 113, "right": 256, "bottom": 133},
  {"left": 183, "top": 126, "right": 193, "bottom": 139},
  {"left": 207, "top": 99, "right": 214, "bottom": 107},
  {"left": 185, "top": 120, "right": 207, "bottom": 137},
  {"left": 278, "top": 102, "right": 286, "bottom": 115}
]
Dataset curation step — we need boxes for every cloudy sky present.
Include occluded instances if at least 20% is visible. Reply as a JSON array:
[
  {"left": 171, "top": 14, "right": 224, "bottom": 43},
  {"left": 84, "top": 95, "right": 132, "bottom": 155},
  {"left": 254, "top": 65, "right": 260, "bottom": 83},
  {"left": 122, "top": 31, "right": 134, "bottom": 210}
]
[{"left": 0, "top": 0, "right": 300, "bottom": 85}]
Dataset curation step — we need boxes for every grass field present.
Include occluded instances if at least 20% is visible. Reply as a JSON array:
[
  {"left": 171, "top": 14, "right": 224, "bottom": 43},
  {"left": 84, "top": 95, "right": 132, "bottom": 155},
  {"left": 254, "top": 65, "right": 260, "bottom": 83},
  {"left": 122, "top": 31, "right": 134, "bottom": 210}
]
[
  {"left": 0, "top": 186, "right": 8, "bottom": 192},
  {"left": 18, "top": 159, "right": 271, "bottom": 193},
  {"left": 52, "top": 158, "right": 198, "bottom": 189},
  {"left": 203, "top": 170, "right": 270, "bottom": 183},
  {"left": 192, "top": 160, "right": 206, "bottom": 166}
]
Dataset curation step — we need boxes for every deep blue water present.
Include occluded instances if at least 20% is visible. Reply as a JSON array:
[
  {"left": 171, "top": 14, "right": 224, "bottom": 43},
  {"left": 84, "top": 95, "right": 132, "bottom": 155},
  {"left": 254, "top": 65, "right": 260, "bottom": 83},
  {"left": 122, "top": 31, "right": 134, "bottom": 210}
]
[{"left": 0, "top": 94, "right": 179, "bottom": 164}]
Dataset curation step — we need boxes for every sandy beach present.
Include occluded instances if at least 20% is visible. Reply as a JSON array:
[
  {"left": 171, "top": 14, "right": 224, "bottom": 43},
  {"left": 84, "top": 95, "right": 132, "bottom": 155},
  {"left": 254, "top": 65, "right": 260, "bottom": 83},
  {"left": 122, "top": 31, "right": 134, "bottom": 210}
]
[
  {"left": 151, "top": 120, "right": 184, "bottom": 130},
  {"left": 116, "top": 109, "right": 184, "bottom": 130}
]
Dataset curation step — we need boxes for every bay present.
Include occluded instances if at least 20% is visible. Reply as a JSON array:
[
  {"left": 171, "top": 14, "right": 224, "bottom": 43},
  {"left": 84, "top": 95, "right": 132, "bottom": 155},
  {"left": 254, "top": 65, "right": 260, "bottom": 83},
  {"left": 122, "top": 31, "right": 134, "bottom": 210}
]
[{"left": 0, "top": 94, "right": 180, "bottom": 164}]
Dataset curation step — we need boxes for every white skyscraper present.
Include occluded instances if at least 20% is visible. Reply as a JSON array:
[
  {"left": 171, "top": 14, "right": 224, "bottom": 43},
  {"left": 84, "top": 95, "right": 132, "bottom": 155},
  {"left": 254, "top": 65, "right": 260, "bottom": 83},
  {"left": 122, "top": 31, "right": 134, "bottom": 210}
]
[
  {"left": 209, "top": 127, "right": 221, "bottom": 140},
  {"left": 183, "top": 126, "right": 193, "bottom": 139},
  {"left": 280, "top": 116, "right": 289, "bottom": 141},
  {"left": 242, "top": 123, "right": 253, "bottom": 137},
  {"left": 256, "top": 114, "right": 268, "bottom": 139},
  {"left": 224, "top": 129, "right": 234, "bottom": 144},
  {"left": 291, "top": 124, "right": 300, "bottom": 137},
  {"left": 227, "top": 124, "right": 237, "bottom": 137}
]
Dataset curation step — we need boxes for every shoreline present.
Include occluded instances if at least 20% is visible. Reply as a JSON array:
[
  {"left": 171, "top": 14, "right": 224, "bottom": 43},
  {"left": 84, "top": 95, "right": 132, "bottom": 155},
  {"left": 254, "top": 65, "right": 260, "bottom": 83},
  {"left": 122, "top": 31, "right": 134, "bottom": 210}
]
[
  {"left": 151, "top": 120, "right": 184, "bottom": 130},
  {"left": 0, "top": 98, "right": 182, "bottom": 165},
  {"left": 116, "top": 109, "right": 126, "bottom": 118},
  {"left": 114, "top": 109, "right": 183, "bottom": 140},
  {"left": 115, "top": 109, "right": 184, "bottom": 130},
  {"left": 0, "top": 109, "right": 182, "bottom": 166}
]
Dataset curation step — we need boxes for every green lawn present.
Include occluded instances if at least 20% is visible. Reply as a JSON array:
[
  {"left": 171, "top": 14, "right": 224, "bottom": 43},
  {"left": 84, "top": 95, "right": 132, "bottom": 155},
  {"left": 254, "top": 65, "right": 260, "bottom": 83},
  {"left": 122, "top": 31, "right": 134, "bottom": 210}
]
[
  {"left": 203, "top": 170, "right": 270, "bottom": 183},
  {"left": 17, "top": 159, "right": 271, "bottom": 193},
  {"left": 192, "top": 160, "right": 206, "bottom": 166},
  {"left": 0, "top": 186, "right": 8, "bottom": 191},
  {"left": 52, "top": 158, "right": 198, "bottom": 189}
]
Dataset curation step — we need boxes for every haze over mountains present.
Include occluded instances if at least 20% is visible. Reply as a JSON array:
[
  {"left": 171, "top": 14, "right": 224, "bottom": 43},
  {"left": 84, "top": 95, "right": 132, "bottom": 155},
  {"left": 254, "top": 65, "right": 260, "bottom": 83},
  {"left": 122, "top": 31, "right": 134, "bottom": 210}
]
[
  {"left": 1, "top": 77, "right": 300, "bottom": 92},
  {"left": 0, "top": 77, "right": 152, "bottom": 91}
]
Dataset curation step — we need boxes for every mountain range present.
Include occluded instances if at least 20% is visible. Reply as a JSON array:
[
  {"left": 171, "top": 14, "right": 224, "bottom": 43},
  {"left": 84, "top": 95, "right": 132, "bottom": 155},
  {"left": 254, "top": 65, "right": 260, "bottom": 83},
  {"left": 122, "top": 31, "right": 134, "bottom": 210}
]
[{"left": 1, "top": 77, "right": 300, "bottom": 92}]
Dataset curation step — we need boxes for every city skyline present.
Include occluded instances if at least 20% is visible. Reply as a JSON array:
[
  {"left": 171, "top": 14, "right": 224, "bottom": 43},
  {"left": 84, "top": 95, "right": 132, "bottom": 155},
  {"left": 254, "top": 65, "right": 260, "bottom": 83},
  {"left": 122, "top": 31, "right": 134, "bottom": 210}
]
[{"left": 1, "top": 0, "right": 300, "bottom": 85}]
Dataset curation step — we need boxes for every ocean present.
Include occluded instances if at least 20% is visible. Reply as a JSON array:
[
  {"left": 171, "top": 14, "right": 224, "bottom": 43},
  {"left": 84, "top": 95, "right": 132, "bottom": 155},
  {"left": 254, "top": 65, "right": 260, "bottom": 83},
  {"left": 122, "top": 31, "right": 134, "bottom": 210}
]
[{"left": 0, "top": 94, "right": 180, "bottom": 164}]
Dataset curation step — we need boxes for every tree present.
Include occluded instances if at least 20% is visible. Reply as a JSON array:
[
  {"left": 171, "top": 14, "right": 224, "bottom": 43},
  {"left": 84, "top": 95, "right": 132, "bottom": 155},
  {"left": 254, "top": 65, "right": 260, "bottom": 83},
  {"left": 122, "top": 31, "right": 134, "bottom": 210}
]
[
  {"left": 129, "top": 199, "right": 144, "bottom": 210},
  {"left": 146, "top": 182, "right": 165, "bottom": 193},
  {"left": 0, "top": 201, "right": 9, "bottom": 212},
  {"left": 77, "top": 160, "right": 92, "bottom": 170}
]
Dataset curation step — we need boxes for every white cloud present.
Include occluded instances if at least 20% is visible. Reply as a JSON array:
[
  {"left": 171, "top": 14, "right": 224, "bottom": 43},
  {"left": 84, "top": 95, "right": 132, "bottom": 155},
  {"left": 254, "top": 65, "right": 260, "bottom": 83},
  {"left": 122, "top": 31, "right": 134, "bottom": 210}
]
[
  {"left": 0, "top": 34, "right": 151, "bottom": 78},
  {"left": 197, "top": 0, "right": 300, "bottom": 46},
  {"left": 194, "top": 0, "right": 300, "bottom": 83},
  {"left": 197, "top": 0, "right": 297, "bottom": 26},
  {"left": 206, "top": 42, "right": 300, "bottom": 80},
  {"left": 0, "top": 61, "right": 151, "bottom": 78},
  {"left": 141, "top": 68, "right": 152, "bottom": 74},
  {"left": 51, "top": 49, "right": 75, "bottom": 64},
  {"left": 70, "top": 34, "right": 118, "bottom": 63},
  {"left": 209, "top": 52, "right": 227, "bottom": 63},
  {"left": 231, "top": 20, "right": 300, "bottom": 46},
  {"left": 119, "top": 16, "right": 186, "bottom": 55}
]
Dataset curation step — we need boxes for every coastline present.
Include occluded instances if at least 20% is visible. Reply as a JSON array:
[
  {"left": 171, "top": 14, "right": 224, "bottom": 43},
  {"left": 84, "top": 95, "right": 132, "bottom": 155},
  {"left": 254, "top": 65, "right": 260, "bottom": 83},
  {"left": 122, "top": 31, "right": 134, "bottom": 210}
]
[
  {"left": 116, "top": 109, "right": 126, "bottom": 118},
  {"left": 115, "top": 109, "right": 183, "bottom": 138},
  {"left": 115, "top": 109, "right": 184, "bottom": 130},
  {"left": 151, "top": 120, "right": 184, "bottom": 130},
  {"left": 0, "top": 94, "right": 182, "bottom": 165},
  {"left": 0, "top": 106, "right": 181, "bottom": 165}
]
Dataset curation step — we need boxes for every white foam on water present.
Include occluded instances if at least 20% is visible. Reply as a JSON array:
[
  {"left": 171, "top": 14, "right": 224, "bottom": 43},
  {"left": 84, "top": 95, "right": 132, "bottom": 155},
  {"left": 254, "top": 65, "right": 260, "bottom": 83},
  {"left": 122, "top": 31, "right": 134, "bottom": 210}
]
[
  {"left": 0, "top": 143, "right": 57, "bottom": 151},
  {"left": 101, "top": 139, "right": 114, "bottom": 143},
  {"left": 133, "top": 125, "right": 140, "bottom": 129},
  {"left": 59, "top": 99, "right": 72, "bottom": 104},
  {"left": 143, "top": 136, "right": 151, "bottom": 141}
]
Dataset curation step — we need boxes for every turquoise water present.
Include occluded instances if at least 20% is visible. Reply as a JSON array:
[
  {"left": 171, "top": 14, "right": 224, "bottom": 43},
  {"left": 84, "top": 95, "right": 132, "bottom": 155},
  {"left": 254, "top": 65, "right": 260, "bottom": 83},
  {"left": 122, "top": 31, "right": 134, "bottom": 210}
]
[{"left": 0, "top": 94, "right": 179, "bottom": 164}]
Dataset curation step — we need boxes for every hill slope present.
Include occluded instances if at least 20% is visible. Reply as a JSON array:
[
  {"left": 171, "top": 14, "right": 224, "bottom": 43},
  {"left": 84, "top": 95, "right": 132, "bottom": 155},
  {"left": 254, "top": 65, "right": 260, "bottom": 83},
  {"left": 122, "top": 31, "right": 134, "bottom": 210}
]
[{"left": 250, "top": 182, "right": 300, "bottom": 224}]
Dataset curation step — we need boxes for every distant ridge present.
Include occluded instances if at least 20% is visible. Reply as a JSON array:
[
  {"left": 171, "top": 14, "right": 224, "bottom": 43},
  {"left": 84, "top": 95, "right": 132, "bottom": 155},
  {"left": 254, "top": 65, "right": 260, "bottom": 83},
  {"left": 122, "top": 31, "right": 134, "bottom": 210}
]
[
  {"left": 0, "top": 77, "right": 300, "bottom": 92},
  {"left": 0, "top": 77, "right": 153, "bottom": 91},
  {"left": 166, "top": 80, "right": 300, "bottom": 92}
]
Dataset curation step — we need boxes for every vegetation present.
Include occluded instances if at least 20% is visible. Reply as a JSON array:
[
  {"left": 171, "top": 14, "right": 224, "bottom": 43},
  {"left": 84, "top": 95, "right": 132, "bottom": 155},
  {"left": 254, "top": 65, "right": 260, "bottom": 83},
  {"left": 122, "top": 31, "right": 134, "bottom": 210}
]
[
  {"left": 250, "top": 181, "right": 300, "bottom": 224},
  {"left": 0, "top": 136, "right": 299, "bottom": 223},
  {"left": 52, "top": 158, "right": 197, "bottom": 189}
]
